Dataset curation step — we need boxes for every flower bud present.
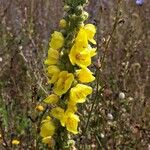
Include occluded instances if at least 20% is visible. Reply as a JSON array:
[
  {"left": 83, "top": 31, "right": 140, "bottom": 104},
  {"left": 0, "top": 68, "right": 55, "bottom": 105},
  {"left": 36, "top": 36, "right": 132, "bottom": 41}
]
[
  {"left": 82, "top": 11, "right": 89, "bottom": 21},
  {"left": 64, "top": 5, "right": 70, "bottom": 12},
  {"left": 59, "top": 19, "right": 67, "bottom": 28},
  {"left": 75, "top": 5, "right": 83, "bottom": 15},
  {"left": 35, "top": 105, "right": 44, "bottom": 112}
]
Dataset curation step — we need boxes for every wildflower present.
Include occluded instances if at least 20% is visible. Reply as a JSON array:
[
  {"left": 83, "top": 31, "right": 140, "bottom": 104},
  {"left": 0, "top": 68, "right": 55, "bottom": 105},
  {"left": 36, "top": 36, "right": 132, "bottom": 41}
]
[
  {"left": 43, "top": 94, "right": 59, "bottom": 104},
  {"left": 76, "top": 68, "right": 95, "bottom": 83},
  {"left": 59, "top": 19, "right": 67, "bottom": 28},
  {"left": 50, "top": 31, "right": 64, "bottom": 50},
  {"left": 54, "top": 71, "right": 74, "bottom": 95},
  {"left": 67, "top": 101, "right": 77, "bottom": 113},
  {"left": 60, "top": 111, "right": 80, "bottom": 134},
  {"left": 40, "top": 116, "right": 55, "bottom": 138},
  {"left": 12, "top": 139, "right": 20, "bottom": 145},
  {"left": 35, "top": 105, "right": 44, "bottom": 111},
  {"left": 47, "top": 65, "right": 60, "bottom": 83},
  {"left": 69, "top": 45, "right": 91, "bottom": 68},
  {"left": 70, "top": 84, "right": 92, "bottom": 103},
  {"left": 84, "top": 24, "right": 96, "bottom": 44},
  {"left": 51, "top": 107, "right": 65, "bottom": 120},
  {"left": 44, "top": 48, "right": 59, "bottom": 65},
  {"left": 136, "top": 0, "right": 144, "bottom": 6}
]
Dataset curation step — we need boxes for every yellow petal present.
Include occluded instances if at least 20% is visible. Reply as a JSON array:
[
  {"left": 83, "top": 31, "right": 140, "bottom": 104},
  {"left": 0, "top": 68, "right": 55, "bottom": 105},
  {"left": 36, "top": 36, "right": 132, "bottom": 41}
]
[
  {"left": 70, "top": 84, "right": 92, "bottom": 103},
  {"left": 76, "top": 68, "right": 95, "bottom": 83},
  {"left": 67, "top": 101, "right": 77, "bottom": 113},
  {"left": 40, "top": 117, "right": 55, "bottom": 137},
  {"left": 43, "top": 94, "right": 59, "bottom": 104},
  {"left": 44, "top": 48, "right": 59, "bottom": 65},
  {"left": 50, "top": 31, "right": 64, "bottom": 50},
  {"left": 51, "top": 107, "right": 65, "bottom": 120},
  {"left": 12, "top": 140, "right": 20, "bottom": 145},
  {"left": 60, "top": 112, "right": 80, "bottom": 134},
  {"left": 47, "top": 65, "right": 60, "bottom": 83},
  {"left": 53, "top": 71, "right": 74, "bottom": 95},
  {"left": 75, "top": 27, "right": 88, "bottom": 48},
  {"left": 84, "top": 24, "right": 96, "bottom": 44},
  {"left": 35, "top": 105, "right": 44, "bottom": 111}
]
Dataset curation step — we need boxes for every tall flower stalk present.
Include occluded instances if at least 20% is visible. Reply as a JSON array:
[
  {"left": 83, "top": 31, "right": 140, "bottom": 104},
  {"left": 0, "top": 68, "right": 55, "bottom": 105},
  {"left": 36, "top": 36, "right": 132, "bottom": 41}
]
[{"left": 40, "top": 0, "right": 97, "bottom": 149}]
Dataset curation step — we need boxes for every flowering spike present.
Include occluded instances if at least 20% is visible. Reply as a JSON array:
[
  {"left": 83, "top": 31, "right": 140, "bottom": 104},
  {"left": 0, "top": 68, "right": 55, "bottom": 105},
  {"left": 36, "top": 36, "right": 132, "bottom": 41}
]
[{"left": 40, "top": 0, "right": 97, "bottom": 148}]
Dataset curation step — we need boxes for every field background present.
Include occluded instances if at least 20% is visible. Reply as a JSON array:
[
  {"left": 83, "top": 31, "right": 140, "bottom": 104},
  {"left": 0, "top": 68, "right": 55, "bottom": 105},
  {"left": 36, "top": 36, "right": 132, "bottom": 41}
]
[{"left": 0, "top": 0, "right": 150, "bottom": 149}]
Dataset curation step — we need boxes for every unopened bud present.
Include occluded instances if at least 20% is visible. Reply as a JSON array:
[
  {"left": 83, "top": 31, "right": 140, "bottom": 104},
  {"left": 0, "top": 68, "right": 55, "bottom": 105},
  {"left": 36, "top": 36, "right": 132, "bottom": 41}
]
[
  {"left": 59, "top": 19, "right": 67, "bottom": 28},
  {"left": 64, "top": 5, "right": 70, "bottom": 12}
]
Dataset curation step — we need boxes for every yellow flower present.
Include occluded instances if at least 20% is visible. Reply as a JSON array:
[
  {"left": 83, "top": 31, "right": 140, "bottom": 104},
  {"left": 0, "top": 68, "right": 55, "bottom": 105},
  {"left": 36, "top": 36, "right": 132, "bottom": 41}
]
[
  {"left": 35, "top": 105, "right": 44, "bottom": 111},
  {"left": 51, "top": 107, "right": 65, "bottom": 120},
  {"left": 47, "top": 65, "right": 60, "bottom": 83},
  {"left": 40, "top": 116, "right": 55, "bottom": 138},
  {"left": 70, "top": 84, "right": 92, "bottom": 103},
  {"left": 75, "top": 27, "right": 88, "bottom": 48},
  {"left": 12, "top": 139, "right": 20, "bottom": 145},
  {"left": 69, "top": 44, "right": 91, "bottom": 68},
  {"left": 44, "top": 48, "right": 59, "bottom": 65},
  {"left": 50, "top": 31, "right": 64, "bottom": 50},
  {"left": 67, "top": 101, "right": 77, "bottom": 113},
  {"left": 60, "top": 111, "right": 80, "bottom": 134},
  {"left": 84, "top": 24, "right": 96, "bottom": 44},
  {"left": 53, "top": 71, "right": 74, "bottom": 95},
  {"left": 76, "top": 68, "right": 95, "bottom": 83},
  {"left": 43, "top": 94, "right": 59, "bottom": 104},
  {"left": 59, "top": 19, "right": 67, "bottom": 28}
]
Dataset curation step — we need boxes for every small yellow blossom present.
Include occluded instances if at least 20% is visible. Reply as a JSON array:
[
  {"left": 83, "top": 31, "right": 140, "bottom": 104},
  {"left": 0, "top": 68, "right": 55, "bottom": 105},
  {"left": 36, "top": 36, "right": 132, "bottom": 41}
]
[
  {"left": 59, "top": 19, "right": 67, "bottom": 28},
  {"left": 54, "top": 71, "right": 74, "bottom": 95},
  {"left": 40, "top": 116, "right": 55, "bottom": 138},
  {"left": 35, "top": 105, "right": 44, "bottom": 111},
  {"left": 69, "top": 45, "right": 91, "bottom": 68},
  {"left": 70, "top": 84, "right": 92, "bottom": 103},
  {"left": 44, "top": 48, "right": 59, "bottom": 65},
  {"left": 12, "top": 139, "right": 20, "bottom": 145},
  {"left": 43, "top": 94, "right": 59, "bottom": 104},
  {"left": 76, "top": 68, "right": 95, "bottom": 83},
  {"left": 51, "top": 107, "right": 65, "bottom": 120},
  {"left": 47, "top": 65, "right": 60, "bottom": 83},
  {"left": 84, "top": 24, "right": 96, "bottom": 44},
  {"left": 67, "top": 101, "right": 77, "bottom": 113},
  {"left": 50, "top": 31, "right": 64, "bottom": 50},
  {"left": 60, "top": 111, "right": 80, "bottom": 134}
]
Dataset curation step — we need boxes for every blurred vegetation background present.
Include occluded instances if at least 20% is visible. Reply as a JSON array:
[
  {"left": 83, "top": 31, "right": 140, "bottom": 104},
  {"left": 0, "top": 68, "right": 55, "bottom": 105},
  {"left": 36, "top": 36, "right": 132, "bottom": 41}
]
[{"left": 0, "top": 0, "right": 149, "bottom": 149}]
